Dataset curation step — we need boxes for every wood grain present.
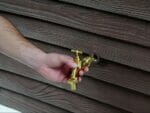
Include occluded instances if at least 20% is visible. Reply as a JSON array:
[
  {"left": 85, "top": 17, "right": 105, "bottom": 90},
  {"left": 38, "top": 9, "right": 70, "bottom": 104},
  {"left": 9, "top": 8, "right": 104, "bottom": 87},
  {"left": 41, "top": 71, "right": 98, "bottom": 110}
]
[
  {"left": 0, "top": 0, "right": 150, "bottom": 47},
  {"left": 0, "top": 62, "right": 150, "bottom": 112},
  {"left": 2, "top": 52, "right": 150, "bottom": 111},
  {"left": 0, "top": 88, "right": 70, "bottom": 113},
  {"left": 0, "top": 70, "right": 129, "bottom": 113},
  {"left": 0, "top": 39, "right": 150, "bottom": 96},
  {"left": 2, "top": 13, "right": 150, "bottom": 72},
  {"left": 59, "top": 0, "right": 150, "bottom": 21},
  {"left": 0, "top": 1, "right": 149, "bottom": 113}
]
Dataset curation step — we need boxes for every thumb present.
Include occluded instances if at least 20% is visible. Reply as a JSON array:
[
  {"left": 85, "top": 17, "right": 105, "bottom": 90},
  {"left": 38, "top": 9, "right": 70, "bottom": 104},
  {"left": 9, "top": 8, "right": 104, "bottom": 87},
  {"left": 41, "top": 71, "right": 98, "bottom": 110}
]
[{"left": 59, "top": 54, "right": 77, "bottom": 68}]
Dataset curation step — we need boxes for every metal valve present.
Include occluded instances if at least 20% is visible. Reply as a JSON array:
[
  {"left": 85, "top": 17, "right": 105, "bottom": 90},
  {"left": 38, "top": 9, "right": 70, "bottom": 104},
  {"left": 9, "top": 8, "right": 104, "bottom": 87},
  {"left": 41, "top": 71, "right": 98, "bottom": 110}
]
[
  {"left": 67, "top": 50, "right": 82, "bottom": 91},
  {"left": 67, "top": 49, "right": 97, "bottom": 91}
]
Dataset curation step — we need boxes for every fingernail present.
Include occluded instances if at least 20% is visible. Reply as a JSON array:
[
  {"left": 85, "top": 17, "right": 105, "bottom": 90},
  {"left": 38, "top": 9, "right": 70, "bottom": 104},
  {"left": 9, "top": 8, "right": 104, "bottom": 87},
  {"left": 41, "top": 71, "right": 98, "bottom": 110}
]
[{"left": 79, "top": 71, "right": 84, "bottom": 76}]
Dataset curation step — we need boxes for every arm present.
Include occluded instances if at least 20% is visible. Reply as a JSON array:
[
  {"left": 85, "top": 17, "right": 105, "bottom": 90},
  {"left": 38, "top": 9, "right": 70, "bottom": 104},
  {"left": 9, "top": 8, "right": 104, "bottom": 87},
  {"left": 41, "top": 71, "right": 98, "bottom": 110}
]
[{"left": 0, "top": 16, "right": 88, "bottom": 83}]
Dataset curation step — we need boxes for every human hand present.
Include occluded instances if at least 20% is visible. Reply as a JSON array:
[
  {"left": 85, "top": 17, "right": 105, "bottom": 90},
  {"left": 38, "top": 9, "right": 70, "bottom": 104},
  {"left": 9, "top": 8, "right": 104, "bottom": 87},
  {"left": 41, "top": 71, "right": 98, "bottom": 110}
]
[
  {"left": 0, "top": 16, "right": 88, "bottom": 83},
  {"left": 36, "top": 53, "right": 89, "bottom": 83}
]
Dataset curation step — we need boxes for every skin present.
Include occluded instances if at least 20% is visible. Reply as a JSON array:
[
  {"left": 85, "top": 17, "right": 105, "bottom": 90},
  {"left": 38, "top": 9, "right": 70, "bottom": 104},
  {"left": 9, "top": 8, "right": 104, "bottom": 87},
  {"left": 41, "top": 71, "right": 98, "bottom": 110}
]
[{"left": 0, "top": 16, "right": 88, "bottom": 83}]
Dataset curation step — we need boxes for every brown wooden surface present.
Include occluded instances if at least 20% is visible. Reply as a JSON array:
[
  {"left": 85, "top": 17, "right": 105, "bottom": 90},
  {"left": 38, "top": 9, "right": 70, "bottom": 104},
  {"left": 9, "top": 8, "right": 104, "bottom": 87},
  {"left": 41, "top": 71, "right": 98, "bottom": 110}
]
[
  {"left": 0, "top": 70, "right": 129, "bottom": 113},
  {"left": 0, "top": 0, "right": 150, "bottom": 47},
  {"left": 0, "top": 56, "right": 149, "bottom": 112},
  {"left": 59, "top": 0, "right": 150, "bottom": 21},
  {"left": 0, "top": 88, "right": 70, "bottom": 113},
  {"left": 0, "top": 53, "right": 149, "bottom": 112},
  {"left": 0, "top": 39, "right": 149, "bottom": 96},
  {"left": 1, "top": 12, "right": 150, "bottom": 73},
  {"left": 0, "top": 1, "right": 150, "bottom": 113}
]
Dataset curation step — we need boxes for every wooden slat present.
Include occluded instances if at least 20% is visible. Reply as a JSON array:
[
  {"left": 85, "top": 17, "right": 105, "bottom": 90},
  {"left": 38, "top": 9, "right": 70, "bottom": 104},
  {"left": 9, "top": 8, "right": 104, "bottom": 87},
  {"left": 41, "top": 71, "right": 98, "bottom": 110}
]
[
  {"left": 0, "top": 0, "right": 150, "bottom": 47},
  {"left": 0, "top": 39, "right": 150, "bottom": 96},
  {"left": 0, "top": 88, "right": 70, "bottom": 113},
  {"left": 0, "top": 70, "right": 129, "bottom": 113},
  {"left": 0, "top": 61, "right": 149, "bottom": 113},
  {"left": 2, "top": 13, "right": 150, "bottom": 72},
  {"left": 59, "top": 0, "right": 150, "bottom": 21}
]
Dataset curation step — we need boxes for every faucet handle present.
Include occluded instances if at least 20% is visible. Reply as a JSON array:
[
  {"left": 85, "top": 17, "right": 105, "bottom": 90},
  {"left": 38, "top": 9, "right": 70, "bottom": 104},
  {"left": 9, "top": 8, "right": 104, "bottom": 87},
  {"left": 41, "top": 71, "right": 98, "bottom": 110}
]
[
  {"left": 71, "top": 49, "right": 83, "bottom": 55},
  {"left": 81, "top": 55, "right": 97, "bottom": 67}
]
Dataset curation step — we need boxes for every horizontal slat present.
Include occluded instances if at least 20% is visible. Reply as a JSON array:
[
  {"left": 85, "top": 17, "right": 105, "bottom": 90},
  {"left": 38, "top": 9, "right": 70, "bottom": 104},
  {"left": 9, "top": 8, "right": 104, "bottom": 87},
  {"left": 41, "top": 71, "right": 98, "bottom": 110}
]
[
  {"left": 0, "top": 88, "right": 70, "bottom": 113},
  {"left": 0, "top": 39, "right": 150, "bottom": 96},
  {"left": 0, "top": 70, "right": 128, "bottom": 113},
  {"left": 59, "top": 0, "right": 150, "bottom": 21},
  {"left": 0, "top": 57, "right": 149, "bottom": 112},
  {"left": 2, "top": 13, "right": 150, "bottom": 72},
  {"left": 0, "top": 0, "right": 150, "bottom": 47}
]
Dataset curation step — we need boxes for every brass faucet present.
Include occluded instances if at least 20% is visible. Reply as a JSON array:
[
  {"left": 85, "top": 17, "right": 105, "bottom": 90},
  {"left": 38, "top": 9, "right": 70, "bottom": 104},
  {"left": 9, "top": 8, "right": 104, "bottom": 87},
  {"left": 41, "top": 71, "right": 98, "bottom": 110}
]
[
  {"left": 67, "top": 49, "right": 97, "bottom": 91},
  {"left": 81, "top": 55, "right": 97, "bottom": 67}
]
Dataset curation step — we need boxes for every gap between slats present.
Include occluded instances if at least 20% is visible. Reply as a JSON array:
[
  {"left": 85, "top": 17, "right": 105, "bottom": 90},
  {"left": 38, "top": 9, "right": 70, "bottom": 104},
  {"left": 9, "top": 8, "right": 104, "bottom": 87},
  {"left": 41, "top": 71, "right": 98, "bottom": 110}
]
[
  {"left": 0, "top": 64, "right": 149, "bottom": 113},
  {"left": 0, "top": 87, "right": 71, "bottom": 113},
  {"left": 0, "top": 0, "right": 150, "bottom": 47},
  {"left": 0, "top": 70, "right": 129, "bottom": 113},
  {"left": 59, "top": 0, "right": 150, "bottom": 22},
  {"left": 0, "top": 39, "right": 149, "bottom": 96},
  {"left": 1, "top": 12, "right": 150, "bottom": 72}
]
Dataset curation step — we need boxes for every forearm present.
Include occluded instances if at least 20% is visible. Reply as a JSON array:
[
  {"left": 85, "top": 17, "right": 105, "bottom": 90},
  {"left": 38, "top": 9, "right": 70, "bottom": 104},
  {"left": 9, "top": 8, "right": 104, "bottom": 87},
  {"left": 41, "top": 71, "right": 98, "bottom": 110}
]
[{"left": 0, "top": 16, "right": 46, "bottom": 69}]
